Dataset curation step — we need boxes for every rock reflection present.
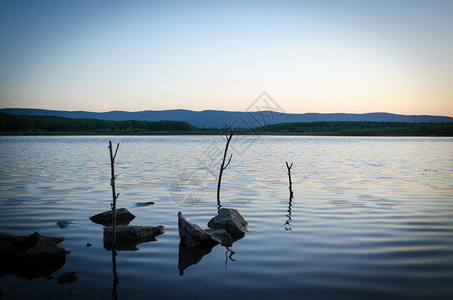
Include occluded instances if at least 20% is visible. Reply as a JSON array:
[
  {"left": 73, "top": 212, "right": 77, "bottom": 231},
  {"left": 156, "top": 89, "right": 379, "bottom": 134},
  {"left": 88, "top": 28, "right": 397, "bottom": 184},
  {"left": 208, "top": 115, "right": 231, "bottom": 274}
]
[
  {"left": 178, "top": 243, "right": 215, "bottom": 276},
  {"left": 1, "top": 255, "right": 67, "bottom": 279},
  {"left": 178, "top": 239, "right": 242, "bottom": 275}
]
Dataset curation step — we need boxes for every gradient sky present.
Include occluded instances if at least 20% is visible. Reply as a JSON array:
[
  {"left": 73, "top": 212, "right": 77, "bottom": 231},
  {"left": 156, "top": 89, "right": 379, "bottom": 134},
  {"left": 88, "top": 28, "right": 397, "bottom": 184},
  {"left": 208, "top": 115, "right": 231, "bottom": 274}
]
[{"left": 1, "top": 0, "right": 452, "bottom": 116}]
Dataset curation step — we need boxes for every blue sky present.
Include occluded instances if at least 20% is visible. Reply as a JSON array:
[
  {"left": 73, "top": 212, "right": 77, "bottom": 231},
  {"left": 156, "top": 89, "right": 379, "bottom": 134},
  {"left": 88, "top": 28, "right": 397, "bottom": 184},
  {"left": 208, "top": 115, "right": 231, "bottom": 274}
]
[{"left": 1, "top": 0, "right": 452, "bottom": 116}]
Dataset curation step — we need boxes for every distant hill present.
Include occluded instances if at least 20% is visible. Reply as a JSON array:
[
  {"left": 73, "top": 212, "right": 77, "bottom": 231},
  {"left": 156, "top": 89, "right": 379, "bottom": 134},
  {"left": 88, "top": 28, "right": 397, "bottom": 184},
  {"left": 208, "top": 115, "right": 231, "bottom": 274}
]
[{"left": 1, "top": 108, "right": 452, "bottom": 128}]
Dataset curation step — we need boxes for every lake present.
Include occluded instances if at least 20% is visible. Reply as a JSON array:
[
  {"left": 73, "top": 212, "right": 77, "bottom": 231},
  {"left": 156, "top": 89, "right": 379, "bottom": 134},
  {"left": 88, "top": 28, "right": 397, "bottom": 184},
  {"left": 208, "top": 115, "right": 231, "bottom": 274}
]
[{"left": 0, "top": 135, "right": 452, "bottom": 299}]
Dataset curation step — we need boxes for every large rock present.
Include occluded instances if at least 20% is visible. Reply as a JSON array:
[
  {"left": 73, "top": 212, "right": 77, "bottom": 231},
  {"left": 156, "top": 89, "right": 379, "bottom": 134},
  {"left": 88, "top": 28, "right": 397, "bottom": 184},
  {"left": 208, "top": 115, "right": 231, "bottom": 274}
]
[
  {"left": 178, "top": 212, "right": 219, "bottom": 249},
  {"left": 103, "top": 225, "right": 165, "bottom": 251},
  {"left": 90, "top": 208, "right": 135, "bottom": 226},
  {"left": 207, "top": 208, "right": 248, "bottom": 238},
  {"left": 0, "top": 232, "right": 68, "bottom": 278}
]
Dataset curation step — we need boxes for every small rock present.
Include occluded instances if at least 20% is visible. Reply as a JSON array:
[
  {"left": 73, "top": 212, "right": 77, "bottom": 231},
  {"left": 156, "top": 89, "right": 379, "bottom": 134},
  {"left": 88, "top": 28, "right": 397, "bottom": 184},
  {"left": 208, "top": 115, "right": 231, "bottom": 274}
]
[
  {"left": 57, "top": 220, "right": 72, "bottom": 229},
  {"left": 207, "top": 208, "right": 248, "bottom": 238},
  {"left": 58, "top": 272, "right": 79, "bottom": 284},
  {"left": 135, "top": 201, "right": 155, "bottom": 207},
  {"left": 178, "top": 212, "right": 219, "bottom": 249},
  {"left": 89, "top": 208, "right": 135, "bottom": 226}
]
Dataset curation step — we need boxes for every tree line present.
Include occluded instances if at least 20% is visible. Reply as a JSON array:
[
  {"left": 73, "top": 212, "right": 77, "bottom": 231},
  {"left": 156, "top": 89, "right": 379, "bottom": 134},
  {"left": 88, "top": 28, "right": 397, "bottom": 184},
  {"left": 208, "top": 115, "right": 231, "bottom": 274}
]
[
  {"left": 0, "top": 112, "right": 198, "bottom": 134},
  {"left": 1, "top": 112, "right": 452, "bottom": 136},
  {"left": 256, "top": 121, "right": 453, "bottom": 136}
]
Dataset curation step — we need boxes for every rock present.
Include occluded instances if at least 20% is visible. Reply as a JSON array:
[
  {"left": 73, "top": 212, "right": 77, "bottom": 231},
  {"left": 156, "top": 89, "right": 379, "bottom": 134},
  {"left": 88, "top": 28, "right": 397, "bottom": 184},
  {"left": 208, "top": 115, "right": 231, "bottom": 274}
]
[
  {"left": 0, "top": 231, "right": 68, "bottom": 279},
  {"left": 58, "top": 271, "right": 80, "bottom": 284},
  {"left": 207, "top": 208, "right": 248, "bottom": 238},
  {"left": 57, "top": 220, "right": 72, "bottom": 229},
  {"left": 204, "top": 228, "right": 231, "bottom": 241},
  {"left": 135, "top": 201, "right": 155, "bottom": 207},
  {"left": 178, "top": 212, "right": 219, "bottom": 249},
  {"left": 90, "top": 208, "right": 135, "bottom": 226},
  {"left": 204, "top": 228, "right": 240, "bottom": 247},
  {"left": 25, "top": 236, "right": 68, "bottom": 260},
  {"left": 103, "top": 225, "right": 165, "bottom": 251}
]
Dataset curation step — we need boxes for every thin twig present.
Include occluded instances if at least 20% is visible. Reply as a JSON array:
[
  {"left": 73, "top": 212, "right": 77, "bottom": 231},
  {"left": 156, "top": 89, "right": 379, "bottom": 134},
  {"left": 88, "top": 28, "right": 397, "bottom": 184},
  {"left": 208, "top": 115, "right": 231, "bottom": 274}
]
[
  {"left": 113, "top": 143, "right": 120, "bottom": 162},
  {"left": 223, "top": 153, "right": 233, "bottom": 170}
]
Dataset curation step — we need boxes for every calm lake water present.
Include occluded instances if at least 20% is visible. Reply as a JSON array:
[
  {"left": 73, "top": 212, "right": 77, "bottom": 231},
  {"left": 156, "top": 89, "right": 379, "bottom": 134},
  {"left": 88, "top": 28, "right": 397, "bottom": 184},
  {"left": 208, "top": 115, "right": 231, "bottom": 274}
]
[{"left": 0, "top": 135, "right": 452, "bottom": 299}]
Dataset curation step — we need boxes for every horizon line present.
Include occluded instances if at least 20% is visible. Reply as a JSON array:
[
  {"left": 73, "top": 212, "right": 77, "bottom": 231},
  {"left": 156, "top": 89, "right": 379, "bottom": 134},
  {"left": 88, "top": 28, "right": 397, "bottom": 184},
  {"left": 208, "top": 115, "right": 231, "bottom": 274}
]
[{"left": 1, "top": 107, "right": 453, "bottom": 118}]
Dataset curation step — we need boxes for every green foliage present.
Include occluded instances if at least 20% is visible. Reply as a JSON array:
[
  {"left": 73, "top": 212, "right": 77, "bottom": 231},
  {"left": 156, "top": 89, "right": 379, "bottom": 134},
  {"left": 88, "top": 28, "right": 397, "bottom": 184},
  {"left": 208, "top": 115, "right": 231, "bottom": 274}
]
[
  {"left": 257, "top": 121, "right": 453, "bottom": 136},
  {"left": 0, "top": 112, "right": 198, "bottom": 134},
  {"left": 1, "top": 112, "right": 452, "bottom": 136}
]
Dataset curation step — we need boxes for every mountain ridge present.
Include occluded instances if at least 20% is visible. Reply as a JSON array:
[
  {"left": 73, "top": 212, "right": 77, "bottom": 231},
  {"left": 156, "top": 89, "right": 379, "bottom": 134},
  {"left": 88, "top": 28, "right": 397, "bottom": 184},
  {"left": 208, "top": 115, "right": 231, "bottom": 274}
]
[{"left": 1, "top": 108, "right": 452, "bottom": 128}]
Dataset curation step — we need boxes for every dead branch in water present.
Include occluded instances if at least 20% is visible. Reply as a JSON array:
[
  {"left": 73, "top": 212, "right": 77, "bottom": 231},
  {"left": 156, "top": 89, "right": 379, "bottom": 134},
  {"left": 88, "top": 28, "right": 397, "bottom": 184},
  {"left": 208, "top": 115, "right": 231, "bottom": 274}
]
[
  {"left": 286, "top": 161, "right": 294, "bottom": 199},
  {"left": 108, "top": 141, "right": 120, "bottom": 299},
  {"left": 108, "top": 141, "right": 120, "bottom": 231},
  {"left": 217, "top": 128, "right": 235, "bottom": 210}
]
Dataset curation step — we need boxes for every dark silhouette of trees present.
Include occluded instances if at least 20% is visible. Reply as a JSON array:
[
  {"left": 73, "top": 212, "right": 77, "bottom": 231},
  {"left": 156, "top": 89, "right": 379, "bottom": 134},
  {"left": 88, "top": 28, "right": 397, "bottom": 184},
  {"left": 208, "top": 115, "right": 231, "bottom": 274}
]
[{"left": 1, "top": 112, "right": 452, "bottom": 136}]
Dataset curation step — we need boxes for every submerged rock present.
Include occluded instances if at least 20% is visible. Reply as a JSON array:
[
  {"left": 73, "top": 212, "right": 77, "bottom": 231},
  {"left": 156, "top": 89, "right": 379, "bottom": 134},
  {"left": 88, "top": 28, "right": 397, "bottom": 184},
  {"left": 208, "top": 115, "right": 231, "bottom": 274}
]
[
  {"left": 178, "top": 212, "right": 219, "bottom": 249},
  {"left": 90, "top": 208, "right": 135, "bottom": 226},
  {"left": 57, "top": 220, "right": 72, "bottom": 229},
  {"left": 207, "top": 208, "right": 248, "bottom": 238},
  {"left": 103, "top": 225, "right": 165, "bottom": 251},
  {"left": 0, "top": 231, "right": 68, "bottom": 279},
  {"left": 58, "top": 271, "right": 80, "bottom": 284}
]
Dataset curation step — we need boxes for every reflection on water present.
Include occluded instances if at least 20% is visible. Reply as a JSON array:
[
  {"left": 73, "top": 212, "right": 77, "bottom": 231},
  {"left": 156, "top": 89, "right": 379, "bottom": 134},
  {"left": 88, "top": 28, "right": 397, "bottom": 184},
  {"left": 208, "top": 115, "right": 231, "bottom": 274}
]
[
  {"left": 284, "top": 196, "right": 293, "bottom": 231},
  {"left": 111, "top": 246, "right": 118, "bottom": 300},
  {"left": 224, "top": 247, "right": 236, "bottom": 269},
  {"left": 0, "top": 136, "right": 452, "bottom": 299},
  {"left": 178, "top": 237, "right": 242, "bottom": 275},
  {"left": 178, "top": 243, "right": 214, "bottom": 276}
]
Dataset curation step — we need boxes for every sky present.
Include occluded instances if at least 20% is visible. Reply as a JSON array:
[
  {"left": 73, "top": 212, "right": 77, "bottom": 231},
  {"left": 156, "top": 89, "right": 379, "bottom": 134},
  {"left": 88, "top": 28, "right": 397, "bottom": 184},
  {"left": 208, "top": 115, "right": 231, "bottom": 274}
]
[{"left": 0, "top": 0, "right": 452, "bottom": 116}]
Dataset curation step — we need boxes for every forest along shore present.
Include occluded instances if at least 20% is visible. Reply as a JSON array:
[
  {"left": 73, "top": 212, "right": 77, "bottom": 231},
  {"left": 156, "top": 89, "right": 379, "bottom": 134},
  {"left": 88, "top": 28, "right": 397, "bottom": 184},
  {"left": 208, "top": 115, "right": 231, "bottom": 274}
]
[{"left": 1, "top": 112, "right": 452, "bottom": 136}]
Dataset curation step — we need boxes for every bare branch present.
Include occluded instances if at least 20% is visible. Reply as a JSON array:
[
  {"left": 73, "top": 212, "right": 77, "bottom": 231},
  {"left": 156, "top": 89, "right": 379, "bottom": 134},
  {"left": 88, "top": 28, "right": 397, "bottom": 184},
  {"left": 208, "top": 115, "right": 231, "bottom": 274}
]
[
  {"left": 108, "top": 140, "right": 120, "bottom": 250},
  {"left": 224, "top": 153, "right": 233, "bottom": 170},
  {"left": 217, "top": 128, "right": 235, "bottom": 208},
  {"left": 113, "top": 143, "right": 120, "bottom": 162},
  {"left": 286, "top": 161, "right": 294, "bottom": 199}
]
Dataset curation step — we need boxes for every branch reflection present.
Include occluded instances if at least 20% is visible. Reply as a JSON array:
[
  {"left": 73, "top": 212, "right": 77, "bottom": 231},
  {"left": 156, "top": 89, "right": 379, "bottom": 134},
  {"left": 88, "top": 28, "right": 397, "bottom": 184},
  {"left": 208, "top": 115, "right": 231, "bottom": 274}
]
[
  {"left": 112, "top": 248, "right": 118, "bottom": 300},
  {"left": 284, "top": 195, "right": 293, "bottom": 231}
]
